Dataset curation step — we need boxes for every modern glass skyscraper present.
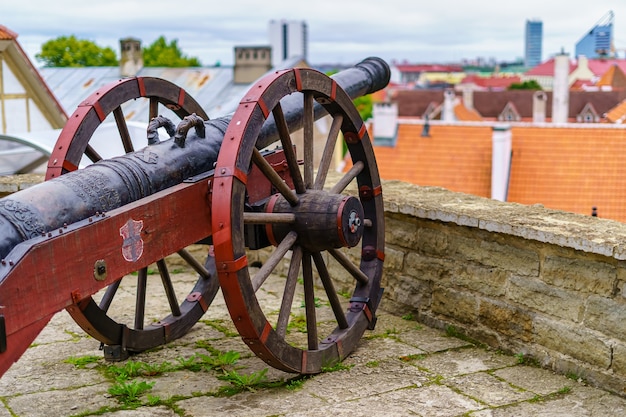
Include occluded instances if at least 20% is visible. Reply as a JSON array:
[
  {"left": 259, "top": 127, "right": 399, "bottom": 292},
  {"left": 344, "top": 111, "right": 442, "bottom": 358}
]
[
  {"left": 268, "top": 20, "right": 308, "bottom": 67},
  {"left": 575, "top": 11, "right": 614, "bottom": 58},
  {"left": 525, "top": 20, "right": 543, "bottom": 68}
]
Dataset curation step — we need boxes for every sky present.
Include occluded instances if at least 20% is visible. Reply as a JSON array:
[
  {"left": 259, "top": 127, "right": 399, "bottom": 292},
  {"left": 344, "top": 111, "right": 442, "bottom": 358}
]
[{"left": 2, "top": 1, "right": 625, "bottom": 68}]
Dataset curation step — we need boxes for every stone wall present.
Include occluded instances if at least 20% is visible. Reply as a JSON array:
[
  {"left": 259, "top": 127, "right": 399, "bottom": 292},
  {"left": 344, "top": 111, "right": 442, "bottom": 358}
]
[{"left": 379, "top": 179, "right": 626, "bottom": 397}]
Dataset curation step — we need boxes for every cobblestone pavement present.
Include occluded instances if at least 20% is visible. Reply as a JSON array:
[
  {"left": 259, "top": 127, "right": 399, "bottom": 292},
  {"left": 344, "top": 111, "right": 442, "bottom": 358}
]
[{"left": 2, "top": 267, "right": 626, "bottom": 417}]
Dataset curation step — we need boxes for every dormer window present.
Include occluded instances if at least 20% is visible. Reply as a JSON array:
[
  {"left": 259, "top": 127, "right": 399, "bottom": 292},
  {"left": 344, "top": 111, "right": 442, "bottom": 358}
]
[{"left": 498, "top": 102, "right": 521, "bottom": 122}]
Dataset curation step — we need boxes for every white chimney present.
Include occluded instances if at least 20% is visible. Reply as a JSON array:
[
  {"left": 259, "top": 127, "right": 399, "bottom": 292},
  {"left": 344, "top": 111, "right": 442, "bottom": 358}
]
[
  {"left": 442, "top": 89, "right": 456, "bottom": 122},
  {"left": 372, "top": 102, "right": 398, "bottom": 141},
  {"left": 532, "top": 91, "right": 547, "bottom": 123},
  {"left": 491, "top": 124, "right": 512, "bottom": 201},
  {"left": 462, "top": 85, "right": 474, "bottom": 109},
  {"left": 552, "top": 51, "right": 570, "bottom": 123}
]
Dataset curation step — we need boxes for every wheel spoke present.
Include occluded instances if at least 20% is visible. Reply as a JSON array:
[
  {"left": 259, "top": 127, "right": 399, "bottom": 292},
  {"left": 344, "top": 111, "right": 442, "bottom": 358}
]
[
  {"left": 252, "top": 231, "right": 298, "bottom": 292},
  {"left": 312, "top": 252, "right": 348, "bottom": 329},
  {"left": 314, "top": 114, "right": 343, "bottom": 190},
  {"left": 177, "top": 248, "right": 212, "bottom": 279},
  {"left": 98, "top": 279, "right": 122, "bottom": 312},
  {"left": 302, "top": 252, "right": 318, "bottom": 350},
  {"left": 275, "top": 246, "right": 303, "bottom": 338},
  {"left": 135, "top": 268, "right": 148, "bottom": 330},
  {"left": 149, "top": 97, "right": 159, "bottom": 120},
  {"left": 252, "top": 148, "right": 299, "bottom": 206},
  {"left": 85, "top": 144, "right": 102, "bottom": 163},
  {"left": 113, "top": 106, "right": 135, "bottom": 154},
  {"left": 243, "top": 212, "right": 295, "bottom": 224},
  {"left": 303, "top": 91, "right": 314, "bottom": 189},
  {"left": 156, "top": 259, "right": 181, "bottom": 317},
  {"left": 330, "top": 160, "right": 365, "bottom": 194},
  {"left": 328, "top": 248, "right": 369, "bottom": 285},
  {"left": 272, "top": 103, "right": 305, "bottom": 194}
]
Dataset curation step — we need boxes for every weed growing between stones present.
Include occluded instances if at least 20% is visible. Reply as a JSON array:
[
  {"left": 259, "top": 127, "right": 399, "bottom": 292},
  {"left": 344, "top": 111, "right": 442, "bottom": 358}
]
[
  {"left": 217, "top": 368, "right": 270, "bottom": 395},
  {"left": 64, "top": 355, "right": 101, "bottom": 368},
  {"left": 108, "top": 380, "right": 155, "bottom": 406}
]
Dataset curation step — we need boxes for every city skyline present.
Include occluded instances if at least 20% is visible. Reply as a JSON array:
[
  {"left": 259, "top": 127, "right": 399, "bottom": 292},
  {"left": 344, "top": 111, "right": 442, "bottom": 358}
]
[{"left": 2, "top": 1, "right": 625, "bottom": 67}]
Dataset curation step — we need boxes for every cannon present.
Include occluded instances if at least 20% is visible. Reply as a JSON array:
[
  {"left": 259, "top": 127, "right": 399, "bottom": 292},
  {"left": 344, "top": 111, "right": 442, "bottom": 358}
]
[{"left": 0, "top": 57, "right": 390, "bottom": 377}]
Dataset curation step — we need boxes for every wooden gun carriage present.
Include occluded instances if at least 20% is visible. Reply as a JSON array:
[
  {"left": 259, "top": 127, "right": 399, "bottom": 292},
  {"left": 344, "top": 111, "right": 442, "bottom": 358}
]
[{"left": 0, "top": 57, "right": 390, "bottom": 377}]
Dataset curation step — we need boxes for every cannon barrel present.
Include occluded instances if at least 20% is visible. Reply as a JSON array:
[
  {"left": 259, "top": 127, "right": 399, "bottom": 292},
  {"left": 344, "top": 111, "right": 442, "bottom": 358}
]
[{"left": 0, "top": 57, "right": 390, "bottom": 260}]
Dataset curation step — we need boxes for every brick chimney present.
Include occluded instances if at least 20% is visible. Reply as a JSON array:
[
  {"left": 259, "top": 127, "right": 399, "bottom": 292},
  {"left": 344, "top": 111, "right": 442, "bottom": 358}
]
[{"left": 120, "top": 37, "right": 143, "bottom": 77}]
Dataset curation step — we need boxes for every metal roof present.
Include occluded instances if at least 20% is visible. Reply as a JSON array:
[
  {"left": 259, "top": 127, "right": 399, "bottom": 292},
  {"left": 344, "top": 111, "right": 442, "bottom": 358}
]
[
  {"left": 1, "top": 51, "right": 306, "bottom": 175},
  {"left": 39, "top": 65, "right": 250, "bottom": 121}
]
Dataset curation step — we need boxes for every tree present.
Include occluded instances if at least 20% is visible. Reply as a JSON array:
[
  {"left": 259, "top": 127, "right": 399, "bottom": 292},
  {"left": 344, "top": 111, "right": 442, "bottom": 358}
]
[
  {"left": 142, "top": 36, "right": 201, "bottom": 67},
  {"left": 36, "top": 36, "right": 118, "bottom": 67},
  {"left": 508, "top": 80, "right": 542, "bottom": 90}
]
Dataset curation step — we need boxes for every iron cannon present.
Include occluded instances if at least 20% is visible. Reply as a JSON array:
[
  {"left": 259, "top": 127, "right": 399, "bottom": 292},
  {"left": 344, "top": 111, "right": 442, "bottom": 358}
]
[{"left": 0, "top": 57, "right": 390, "bottom": 377}]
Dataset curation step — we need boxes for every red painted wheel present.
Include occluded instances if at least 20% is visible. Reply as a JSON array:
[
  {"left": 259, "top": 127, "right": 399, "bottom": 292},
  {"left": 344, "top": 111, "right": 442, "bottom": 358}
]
[
  {"left": 46, "top": 77, "right": 220, "bottom": 358},
  {"left": 212, "top": 68, "right": 385, "bottom": 373}
]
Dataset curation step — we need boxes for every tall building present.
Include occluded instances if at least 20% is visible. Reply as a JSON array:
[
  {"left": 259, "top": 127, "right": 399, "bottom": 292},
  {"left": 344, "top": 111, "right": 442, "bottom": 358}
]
[
  {"left": 524, "top": 19, "right": 543, "bottom": 68},
  {"left": 575, "top": 11, "right": 613, "bottom": 58},
  {"left": 268, "top": 20, "right": 308, "bottom": 67}
]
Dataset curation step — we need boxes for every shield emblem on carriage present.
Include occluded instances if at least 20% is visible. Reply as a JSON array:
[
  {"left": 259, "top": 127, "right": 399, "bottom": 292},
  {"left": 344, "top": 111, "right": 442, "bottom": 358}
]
[{"left": 120, "top": 219, "right": 144, "bottom": 262}]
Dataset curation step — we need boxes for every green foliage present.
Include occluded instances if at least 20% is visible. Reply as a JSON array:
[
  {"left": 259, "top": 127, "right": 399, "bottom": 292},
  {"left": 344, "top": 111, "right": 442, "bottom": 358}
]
[
  {"left": 401, "top": 313, "right": 414, "bottom": 321},
  {"left": 353, "top": 94, "right": 373, "bottom": 121},
  {"left": 105, "top": 360, "right": 173, "bottom": 380},
  {"left": 286, "top": 314, "right": 307, "bottom": 333},
  {"left": 108, "top": 380, "right": 155, "bottom": 405},
  {"left": 143, "top": 36, "right": 201, "bottom": 67},
  {"left": 196, "top": 351, "right": 240, "bottom": 371},
  {"left": 300, "top": 297, "right": 322, "bottom": 308},
  {"left": 285, "top": 375, "right": 309, "bottom": 390},
  {"left": 320, "top": 362, "right": 354, "bottom": 373},
  {"left": 508, "top": 80, "right": 542, "bottom": 90},
  {"left": 64, "top": 355, "right": 101, "bottom": 368},
  {"left": 36, "top": 35, "right": 118, "bottom": 67},
  {"left": 217, "top": 368, "right": 269, "bottom": 395}
]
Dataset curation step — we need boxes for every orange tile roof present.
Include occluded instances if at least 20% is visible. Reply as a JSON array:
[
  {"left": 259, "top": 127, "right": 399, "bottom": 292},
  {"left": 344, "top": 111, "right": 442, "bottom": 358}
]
[
  {"left": 507, "top": 126, "right": 626, "bottom": 221},
  {"left": 454, "top": 102, "right": 483, "bottom": 121},
  {"left": 372, "top": 123, "right": 626, "bottom": 222},
  {"left": 605, "top": 100, "right": 626, "bottom": 123},
  {"left": 597, "top": 64, "right": 626, "bottom": 90},
  {"left": 0, "top": 26, "right": 17, "bottom": 40},
  {"left": 373, "top": 124, "right": 492, "bottom": 197}
]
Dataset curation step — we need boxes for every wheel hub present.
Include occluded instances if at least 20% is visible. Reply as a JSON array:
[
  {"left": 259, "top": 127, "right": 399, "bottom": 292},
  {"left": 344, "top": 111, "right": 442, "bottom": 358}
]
[{"left": 265, "top": 190, "right": 364, "bottom": 252}]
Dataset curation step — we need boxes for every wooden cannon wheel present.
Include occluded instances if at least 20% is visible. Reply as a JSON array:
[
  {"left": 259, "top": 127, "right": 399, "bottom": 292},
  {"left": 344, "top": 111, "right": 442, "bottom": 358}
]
[
  {"left": 212, "top": 68, "right": 385, "bottom": 373},
  {"left": 46, "top": 77, "right": 220, "bottom": 358}
]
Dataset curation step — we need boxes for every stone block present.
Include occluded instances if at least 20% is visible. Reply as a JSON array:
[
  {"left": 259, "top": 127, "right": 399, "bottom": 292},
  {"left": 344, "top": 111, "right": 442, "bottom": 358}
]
[
  {"left": 478, "top": 298, "right": 533, "bottom": 342},
  {"left": 542, "top": 255, "right": 616, "bottom": 296},
  {"left": 534, "top": 316, "right": 611, "bottom": 368},
  {"left": 385, "top": 215, "right": 419, "bottom": 249},
  {"left": 448, "top": 234, "right": 540, "bottom": 276},
  {"left": 432, "top": 287, "right": 478, "bottom": 324},
  {"left": 584, "top": 295, "right": 626, "bottom": 341},
  {"left": 416, "top": 224, "right": 449, "bottom": 256},
  {"left": 452, "top": 262, "right": 508, "bottom": 297},
  {"left": 507, "top": 275, "right": 585, "bottom": 323},
  {"left": 404, "top": 252, "right": 451, "bottom": 282},
  {"left": 385, "top": 273, "right": 432, "bottom": 312}
]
